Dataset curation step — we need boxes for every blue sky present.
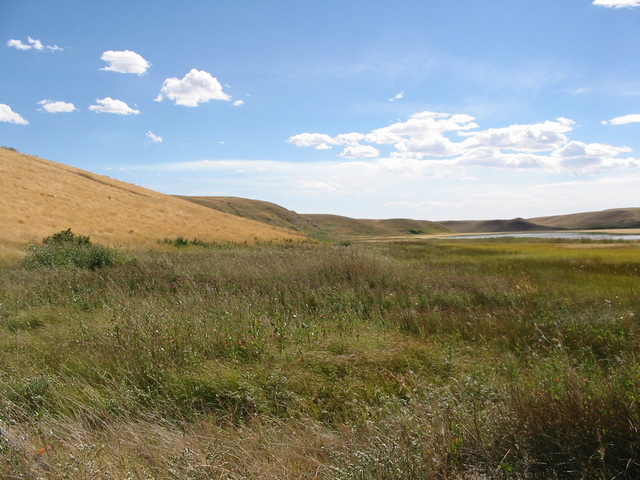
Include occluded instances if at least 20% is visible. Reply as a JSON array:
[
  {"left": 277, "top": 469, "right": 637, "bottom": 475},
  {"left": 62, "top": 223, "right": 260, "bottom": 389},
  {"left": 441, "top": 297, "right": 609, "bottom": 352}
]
[{"left": 2, "top": 0, "right": 640, "bottom": 220}]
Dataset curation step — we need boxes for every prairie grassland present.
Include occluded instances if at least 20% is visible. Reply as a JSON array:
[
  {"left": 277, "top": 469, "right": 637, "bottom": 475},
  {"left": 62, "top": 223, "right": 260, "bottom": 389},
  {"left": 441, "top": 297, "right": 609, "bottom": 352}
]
[{"left": 1, "top": 238, "right": 639, "bottom": 479}]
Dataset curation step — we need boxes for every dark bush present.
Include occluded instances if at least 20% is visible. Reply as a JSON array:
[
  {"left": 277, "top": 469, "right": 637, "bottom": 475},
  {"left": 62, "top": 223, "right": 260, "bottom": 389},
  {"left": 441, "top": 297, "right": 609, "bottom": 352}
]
[{"left": 23, "top": 229, "right": 119, "bottom": 270}]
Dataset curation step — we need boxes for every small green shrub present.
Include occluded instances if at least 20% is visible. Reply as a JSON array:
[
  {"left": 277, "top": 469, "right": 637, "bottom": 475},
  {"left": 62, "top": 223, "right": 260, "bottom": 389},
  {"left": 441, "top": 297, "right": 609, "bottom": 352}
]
[{"left": 23, "top": 229, "right": 119, "bottom": 270}]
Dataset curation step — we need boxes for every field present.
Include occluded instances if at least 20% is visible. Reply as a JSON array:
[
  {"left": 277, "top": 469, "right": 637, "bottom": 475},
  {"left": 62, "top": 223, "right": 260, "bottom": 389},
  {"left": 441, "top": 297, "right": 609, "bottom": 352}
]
[{"left": 1, "top": 235, "right": 639, "bottom": 479}]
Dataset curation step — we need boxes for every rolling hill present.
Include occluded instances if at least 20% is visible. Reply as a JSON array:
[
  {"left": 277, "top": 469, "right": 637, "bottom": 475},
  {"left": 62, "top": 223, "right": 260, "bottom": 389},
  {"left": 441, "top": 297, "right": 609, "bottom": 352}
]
[
  {"left": 0, "top": 148, "right": 305, "bottom": 254},
  {"left": 530, "top": 208, "right": 640, "bottom": 230},
  {"left": 179, "top": 196, "right": 640, "bottom": 237},
  {"left": 439, "top": 218, "right": 560, "bottom": 234},
  {"left": 176, "top": 197, "right": 451, "bottom": 239}
]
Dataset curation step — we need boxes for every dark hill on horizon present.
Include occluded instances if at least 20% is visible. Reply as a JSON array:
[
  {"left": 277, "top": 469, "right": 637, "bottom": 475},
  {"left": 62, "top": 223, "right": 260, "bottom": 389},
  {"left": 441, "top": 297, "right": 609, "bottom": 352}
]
[{"left": 439, "top": 218, "right": 560, "bottom": 234}]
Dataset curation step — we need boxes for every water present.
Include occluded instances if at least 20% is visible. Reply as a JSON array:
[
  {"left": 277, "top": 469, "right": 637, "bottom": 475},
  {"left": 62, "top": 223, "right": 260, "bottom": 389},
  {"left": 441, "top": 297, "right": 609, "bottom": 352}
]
[{"left": 445, "top": 232, "right": 640, "bottom": 241}]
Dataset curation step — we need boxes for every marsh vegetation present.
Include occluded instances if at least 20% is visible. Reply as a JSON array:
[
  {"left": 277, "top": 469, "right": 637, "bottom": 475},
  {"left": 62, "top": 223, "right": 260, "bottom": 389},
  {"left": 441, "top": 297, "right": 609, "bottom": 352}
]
[{"left": 1, "top": 236, "right": 639, "bottom": 479}]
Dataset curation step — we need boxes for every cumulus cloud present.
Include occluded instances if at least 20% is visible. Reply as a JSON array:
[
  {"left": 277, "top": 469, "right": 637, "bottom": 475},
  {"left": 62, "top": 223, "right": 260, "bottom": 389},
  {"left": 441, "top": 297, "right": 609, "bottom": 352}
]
[
  {"left": 603, "top": 113, "right": 640, "bottom": 125},
  {"left": 100, "top": 50, "right": 151, "bottom": 75},
  {"left": 289, "top": 111, "right": 640, "bottom": 175},
  {"left": 89, "top": 97, "right": 140, "bottom": 115},
  {"left": 460, "top": 118, "right": 574, "bottom": 152},
  {"left": 158, "top": 69, "right": 231, "bottom": 106},
  {"left": 552, "top": 141, "right": 639, "bottom": 174},
  {"left": 593, "top": 0, "right": 640, "bottom": 7},
  {"left": 288, "top": 133, "right": 337, "bottom": 150},
  {"left": 389, "top": 91, "right": 404, "bottom": 101},
  {"left": 38, "top": 100, "right": 76, "bottom": 113},
  {"left": 6, "top": 36, "right": 62, "bottom": 51},
  {"left": 233, "top": 100, "right": 245, "bottom": 106},
  {"left": 146, "top": 131, "right": 163, "bottom": 143},
  {"left": 0, "top": 104, "right": 28, "bottom": 125}
]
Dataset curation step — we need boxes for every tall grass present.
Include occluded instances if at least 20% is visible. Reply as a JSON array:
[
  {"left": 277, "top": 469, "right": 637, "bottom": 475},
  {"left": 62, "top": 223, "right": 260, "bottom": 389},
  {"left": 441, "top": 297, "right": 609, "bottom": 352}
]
[{"left": 1, "top": 239, "right": 639, "bottom": 478}]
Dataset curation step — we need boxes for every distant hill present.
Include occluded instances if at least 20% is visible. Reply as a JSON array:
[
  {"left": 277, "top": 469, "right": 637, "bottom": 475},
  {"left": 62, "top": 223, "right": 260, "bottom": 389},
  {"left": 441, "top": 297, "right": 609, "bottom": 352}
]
[
  {"left": 177, "top": 197, "right": 451, "bottom": 238},
  {"left": 529, "top": 208, "right": 640, "bottom": 230},
  {"left": 0, "top": 148, "right": 305, "bottom": 253},
  {"left": 179, "top": 196, "right": 640, "bottom": 238},
  {"left": 303, "top": 214, "right": 449, "bottom": 237},
  {"left": 175, "top": 196, "right": 323, "bottom": 236},
  {"left": 440, "top": 217, "right": 560, "bottom": 234}
]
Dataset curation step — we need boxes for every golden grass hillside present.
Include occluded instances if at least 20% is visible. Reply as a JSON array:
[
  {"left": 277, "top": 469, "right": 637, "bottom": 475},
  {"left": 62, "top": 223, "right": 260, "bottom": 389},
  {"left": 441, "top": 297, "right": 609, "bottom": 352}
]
[{"left": 0, "top": 148, "right": 305, "bottom": 255}]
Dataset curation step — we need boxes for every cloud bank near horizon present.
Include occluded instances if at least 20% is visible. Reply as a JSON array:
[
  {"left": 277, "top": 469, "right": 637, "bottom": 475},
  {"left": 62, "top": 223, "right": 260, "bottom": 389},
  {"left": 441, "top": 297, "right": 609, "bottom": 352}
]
[{"left": 288, "top": 111, "right": 640, "bottom": 176}]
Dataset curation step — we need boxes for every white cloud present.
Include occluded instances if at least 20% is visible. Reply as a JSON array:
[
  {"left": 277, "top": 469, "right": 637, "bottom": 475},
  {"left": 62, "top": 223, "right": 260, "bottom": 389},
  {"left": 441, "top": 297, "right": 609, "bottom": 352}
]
[
  {"left": 100, "top": 50, "right": 150, "bottom": 75},
  {"left": 6, "top": 37, "right": 62, "bottom": 51},
  {"left": 552, "top": 141, "right": 639, "bottom": 174},
  {"left": 233, "top": 100, "right": 245, "bottom": 106},
  {"left": 603, "top": 113, "right": 640, "bottom": 125},
  {"left": 7, "top": 39, "right": 30, "bottom": 50},
  {"left": 288, "top": 133, "right": 336, "bottom": 149},
  {"left": 334, "top": 132, "right": 366, "bottom": 145},
  {"left": 593, "top": 0, "right": 640, "bottom": 7},
  {"left": 89, "top": 97, "right": 140, "bottom": 115},
  {"left": 460, "top": 118, "right": 574, "bottom": 152},
  {"left": 146, "top": 131, "right": 163, "bottom": 143},
  {"left": 158, "top": 69, "right": 231, "bottom": 106},
  {"left": 38, "top": 100, "right": 76, "bottom": 113},
  {"left": 0, "top": 104, "right": 28, "bottom": 125},
  {"left": 340, "top": 145, "right": 380, "bottom": 159},
  {"left": 289, "top": 111, "right": 640, "bottom": 175},
  {"left": 389, "top": 91, "right": 404, "bottom": 101}
]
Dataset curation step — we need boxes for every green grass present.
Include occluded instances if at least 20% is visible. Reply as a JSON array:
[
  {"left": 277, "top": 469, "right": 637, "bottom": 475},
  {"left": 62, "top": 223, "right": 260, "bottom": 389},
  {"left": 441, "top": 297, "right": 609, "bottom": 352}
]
[{"left": 1, "top": 239, "right": 639, "bottom": 478}]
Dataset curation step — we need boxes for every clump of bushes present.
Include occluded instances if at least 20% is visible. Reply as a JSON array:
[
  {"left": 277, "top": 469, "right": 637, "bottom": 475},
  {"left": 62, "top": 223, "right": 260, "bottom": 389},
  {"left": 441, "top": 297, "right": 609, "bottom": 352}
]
[{"left": 23, "top": 229, "right": 120, "bottom": 270}]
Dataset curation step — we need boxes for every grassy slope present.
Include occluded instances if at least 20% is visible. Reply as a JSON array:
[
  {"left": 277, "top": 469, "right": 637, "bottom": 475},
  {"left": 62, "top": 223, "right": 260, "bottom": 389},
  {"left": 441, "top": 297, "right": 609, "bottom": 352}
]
[
  {"left": 175, "top": 195, "right": 322, "bottom": 236},
  {"left": 178, "top": 196, "right": 640, "bottom": 237},
  {"left": 177, "top": 196, "right": 451, "bottom": 238},
  {"left": 303, "top": 213, "right": 450, "bottom": 237},
  {"left": 530, "top": 207, "right": 640, "bottom": 230},
  {"left": 440, "top": 217, "right": 561, "bottom": 234},
  {"left": 0, "top": 148, "right": 305, "bottom": 255}
]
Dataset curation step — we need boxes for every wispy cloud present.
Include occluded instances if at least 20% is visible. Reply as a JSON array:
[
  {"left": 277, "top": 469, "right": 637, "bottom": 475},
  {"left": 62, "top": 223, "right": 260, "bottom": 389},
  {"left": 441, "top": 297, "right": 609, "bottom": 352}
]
[
  {"left": 89, "top": 97, "right": 140, "bottom": 115},
  {"left": 593, "top": 0, "right": 640, "bottom": 8},
  {"left": 0, "top": 104, "right": 28, "bottom": 125},
  {"left": 6, "top": 36, "right": 62, "bottom": 52},
  {"left": 389, "top": 91, "right": 404, "bottom": 102},
  {"left": 602, "top": 113, "right": 640, "bottom": 125},
  {"left": 146, "top": 131, "right": 163, "bottom": 143},
  {"left": 157, "top": 69, "right": 230, "bottom": 106},
  {"left": 100, "top": 50, "right": 151, "bottom": 75}
]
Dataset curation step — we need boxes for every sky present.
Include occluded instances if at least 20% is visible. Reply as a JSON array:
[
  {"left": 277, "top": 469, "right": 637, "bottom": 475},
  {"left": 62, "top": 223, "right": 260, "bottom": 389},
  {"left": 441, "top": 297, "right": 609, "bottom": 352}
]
[{"left": 2, "top": 0, "right": 640, "bottom": 221}]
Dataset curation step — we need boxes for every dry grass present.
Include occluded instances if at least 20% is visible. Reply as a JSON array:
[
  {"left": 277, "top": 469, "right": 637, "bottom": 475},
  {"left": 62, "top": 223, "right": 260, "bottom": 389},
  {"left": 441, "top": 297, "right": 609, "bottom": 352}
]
[{"left": 0, "top": 148, "right": 305, "bottom": 250}]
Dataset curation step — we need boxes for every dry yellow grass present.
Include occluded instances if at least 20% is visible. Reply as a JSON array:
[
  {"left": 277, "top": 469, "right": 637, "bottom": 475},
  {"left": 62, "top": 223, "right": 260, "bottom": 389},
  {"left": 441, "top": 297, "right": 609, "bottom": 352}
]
[{"left": 0, "top": 148, "right": 305, "bottom": 251}]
